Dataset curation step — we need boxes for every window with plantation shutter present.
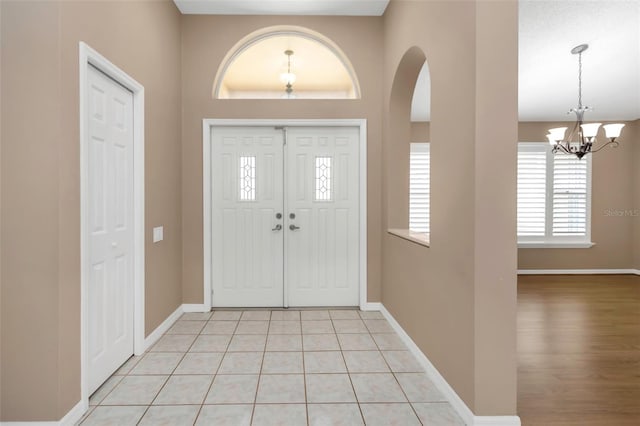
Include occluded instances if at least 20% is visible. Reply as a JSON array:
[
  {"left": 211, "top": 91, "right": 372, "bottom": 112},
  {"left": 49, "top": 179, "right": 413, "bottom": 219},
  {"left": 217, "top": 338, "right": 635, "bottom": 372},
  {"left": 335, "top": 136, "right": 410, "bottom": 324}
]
[
  {"left": 517, "top": 143, "right": 592, "bottom": 247},
  {"left": 552, "top": 154, "right": 588, "bottom": 236},
  {"left": 517, "top": 145, "right": 547, "bottom": 237},
  {"left": 409, "top": 143, "right": 430, "bottom": 234}
]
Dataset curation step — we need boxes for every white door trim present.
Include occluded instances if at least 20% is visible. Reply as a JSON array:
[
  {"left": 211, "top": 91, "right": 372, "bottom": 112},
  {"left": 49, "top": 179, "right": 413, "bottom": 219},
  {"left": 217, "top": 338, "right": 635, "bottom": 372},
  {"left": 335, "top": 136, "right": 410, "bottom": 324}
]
[
  {"left": 79, "top": 42, "right": 145, "bottom": 408},
  {"left": 203, "top": 119, "right": 368, "bottom": 310}
]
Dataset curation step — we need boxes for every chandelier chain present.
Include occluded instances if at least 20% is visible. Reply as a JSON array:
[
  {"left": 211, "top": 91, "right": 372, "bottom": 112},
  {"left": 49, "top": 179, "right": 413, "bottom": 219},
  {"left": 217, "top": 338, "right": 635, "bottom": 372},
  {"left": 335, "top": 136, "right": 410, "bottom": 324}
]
[
  {"left": 577, "top": 51, "right": 583, "bottom": 109},
  {"left": 283, "top": 49, "right": 294, "bottom": 96}
]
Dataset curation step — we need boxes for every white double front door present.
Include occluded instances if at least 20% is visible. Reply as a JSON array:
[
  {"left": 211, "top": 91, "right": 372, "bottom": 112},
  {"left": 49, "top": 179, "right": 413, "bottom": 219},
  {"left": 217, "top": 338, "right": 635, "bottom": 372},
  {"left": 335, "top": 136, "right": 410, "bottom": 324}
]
[{"left": 211, "top": 125, "right": 360, "bottom": 307}]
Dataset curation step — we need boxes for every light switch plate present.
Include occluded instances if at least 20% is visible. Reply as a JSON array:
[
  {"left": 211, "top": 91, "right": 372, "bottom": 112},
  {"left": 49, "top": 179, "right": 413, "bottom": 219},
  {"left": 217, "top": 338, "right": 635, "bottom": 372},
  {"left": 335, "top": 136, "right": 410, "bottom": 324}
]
[{"left": 153, "top": 226, "right": 164, "bottom": 243}]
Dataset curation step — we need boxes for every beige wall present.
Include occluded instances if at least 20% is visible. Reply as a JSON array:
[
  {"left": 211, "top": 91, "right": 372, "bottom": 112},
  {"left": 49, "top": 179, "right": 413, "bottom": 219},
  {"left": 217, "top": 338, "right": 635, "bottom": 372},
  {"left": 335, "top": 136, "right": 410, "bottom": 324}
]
[
  {"left": 1, "top": 0, "right": 182, "bottom": 421},
  {"left": 632, "top": 120, "right": 640, "bottom": 269},
  {"left": 410, "top": 121, "right": 430, "bottom": 142},
  {"left": 1, "top": 3, "right": 62, "bottom": 418},
  {"left": 381, "top": 0, "right": 518, "bottom": 416},
  {"left": 518, "top": 121, "right": 637, "bottom": 270},
  {"left": 180, "top": 15, "right": 384, "bottom": 304}
]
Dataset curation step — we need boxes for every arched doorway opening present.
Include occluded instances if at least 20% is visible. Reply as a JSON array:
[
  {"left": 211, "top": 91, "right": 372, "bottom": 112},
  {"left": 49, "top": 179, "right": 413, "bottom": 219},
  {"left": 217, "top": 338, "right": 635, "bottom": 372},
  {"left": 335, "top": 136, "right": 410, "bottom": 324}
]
[{"left": 387, "top": 46, "right": 430, "bottom": 236}]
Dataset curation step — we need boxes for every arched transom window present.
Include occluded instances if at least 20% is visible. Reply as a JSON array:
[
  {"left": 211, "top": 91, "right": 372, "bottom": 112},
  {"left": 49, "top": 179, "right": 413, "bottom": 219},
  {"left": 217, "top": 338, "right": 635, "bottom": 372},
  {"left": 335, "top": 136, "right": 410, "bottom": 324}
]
[{"left": 213, "top": 26, "right": 361, "bottom": 99}]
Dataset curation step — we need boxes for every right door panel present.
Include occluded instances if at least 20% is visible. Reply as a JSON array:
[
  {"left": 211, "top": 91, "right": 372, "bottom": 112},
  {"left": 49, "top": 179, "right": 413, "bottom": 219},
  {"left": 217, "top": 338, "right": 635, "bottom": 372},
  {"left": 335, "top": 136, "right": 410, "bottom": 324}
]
[{"left": 285, "top": 126, "right": 360, "bottom": 306}]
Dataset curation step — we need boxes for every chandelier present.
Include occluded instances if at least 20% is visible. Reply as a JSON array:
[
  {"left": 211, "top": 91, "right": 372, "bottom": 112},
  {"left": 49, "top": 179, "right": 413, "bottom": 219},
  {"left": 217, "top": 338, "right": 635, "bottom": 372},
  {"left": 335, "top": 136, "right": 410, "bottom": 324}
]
[
  {"left": 280, "top": 50, "right": 296, "bottom": 98},
  {"left": 547, "top": 44, "right": 625, "bottom": 159}
]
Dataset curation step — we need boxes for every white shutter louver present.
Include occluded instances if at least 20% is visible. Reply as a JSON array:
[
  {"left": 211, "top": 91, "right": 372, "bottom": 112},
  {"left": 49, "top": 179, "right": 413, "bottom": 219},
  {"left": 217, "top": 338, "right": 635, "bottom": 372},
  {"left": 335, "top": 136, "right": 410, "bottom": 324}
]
[
  {"left": 552, "top": 154, "right": 588, "bottom": 236},
  {"left": 517, "top": 146, "right": 547, "bottom": 236},
  {"left": 517, "top": 143, "right": 591, "bottom": 245},
  {"left": 409, "top": 143, "right": 430, "bottom": 234}
]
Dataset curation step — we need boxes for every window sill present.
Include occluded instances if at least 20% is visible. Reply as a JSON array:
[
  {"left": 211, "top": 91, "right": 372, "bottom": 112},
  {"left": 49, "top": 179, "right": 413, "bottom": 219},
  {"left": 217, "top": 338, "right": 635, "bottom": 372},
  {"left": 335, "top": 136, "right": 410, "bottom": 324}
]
[
  {"left": 388, "top": 229, "right": 430, "bottom": 247},
  {"left": 518, "top": 241, "right": 595, "bottom": 249}
]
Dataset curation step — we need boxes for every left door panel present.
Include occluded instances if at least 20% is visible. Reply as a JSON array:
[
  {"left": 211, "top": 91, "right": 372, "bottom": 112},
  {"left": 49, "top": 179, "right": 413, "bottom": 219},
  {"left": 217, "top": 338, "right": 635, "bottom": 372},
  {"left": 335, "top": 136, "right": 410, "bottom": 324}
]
[
  {"left": 87, "top": 65, "right": 135, "bottom": 394},
  {"left": 211, "top": 127, "right": 284, "bottom": 307}
]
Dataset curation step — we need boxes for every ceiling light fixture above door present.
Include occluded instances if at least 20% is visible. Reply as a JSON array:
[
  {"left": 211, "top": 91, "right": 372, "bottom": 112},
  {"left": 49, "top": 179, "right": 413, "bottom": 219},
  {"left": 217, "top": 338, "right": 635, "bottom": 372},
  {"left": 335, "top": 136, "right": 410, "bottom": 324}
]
[
  {"left": 280, "top": 49, "right": 296, "bottom": 98},
  {"left": 547, "top": 44, "right": 626, "bottom": 159}
]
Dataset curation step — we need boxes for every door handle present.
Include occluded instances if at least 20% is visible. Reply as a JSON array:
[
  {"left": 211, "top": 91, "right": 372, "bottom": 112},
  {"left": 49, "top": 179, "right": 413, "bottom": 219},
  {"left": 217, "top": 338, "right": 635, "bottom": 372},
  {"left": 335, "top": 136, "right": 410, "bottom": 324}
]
[
  {"left": 289, "top": 224, "right": 300, "bottom": 231},
  {"left": 272, "top": 224, "right": 282, "bottom": 231}
]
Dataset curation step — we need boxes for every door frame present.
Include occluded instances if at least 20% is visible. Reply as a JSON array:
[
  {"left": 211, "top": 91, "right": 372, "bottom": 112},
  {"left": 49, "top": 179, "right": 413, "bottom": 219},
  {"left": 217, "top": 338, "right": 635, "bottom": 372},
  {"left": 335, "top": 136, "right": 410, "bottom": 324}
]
[
  {"left": 203, "top": 119, "right": 368, "bottom": 310},
  {"left": 79, "top": 42, "right": 145, "bottom": 407}
]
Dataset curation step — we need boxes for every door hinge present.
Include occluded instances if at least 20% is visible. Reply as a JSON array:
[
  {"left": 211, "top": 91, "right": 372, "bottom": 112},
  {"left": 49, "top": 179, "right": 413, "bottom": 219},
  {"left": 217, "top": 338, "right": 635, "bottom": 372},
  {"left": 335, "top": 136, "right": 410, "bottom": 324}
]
[{"left": 275, "top": 126, "right": 287, "bottom": 145}]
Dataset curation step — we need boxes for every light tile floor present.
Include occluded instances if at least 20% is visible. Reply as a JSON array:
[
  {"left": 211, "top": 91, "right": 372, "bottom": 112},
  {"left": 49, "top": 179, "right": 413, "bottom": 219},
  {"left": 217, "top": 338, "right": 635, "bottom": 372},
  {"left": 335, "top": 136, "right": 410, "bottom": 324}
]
[{"left": 79, "top": 309, "right": 464, "bottom": 425}]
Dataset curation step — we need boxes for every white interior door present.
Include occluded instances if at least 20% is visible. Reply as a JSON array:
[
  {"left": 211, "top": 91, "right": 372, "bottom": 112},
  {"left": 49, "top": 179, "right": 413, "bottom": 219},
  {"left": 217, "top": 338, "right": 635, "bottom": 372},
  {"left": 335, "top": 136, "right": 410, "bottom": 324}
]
[
  {"left": 210, "top": 125, "right": 359, "bottom": 307},
  {"left": 211, "top": 127, "right": 285, "bottom": 307},
  {"left": 285, "top": 127, "right": 360, "bottom": 306},
  {"left": 87, "top": 65, "right": 134, "bottom": 394}
]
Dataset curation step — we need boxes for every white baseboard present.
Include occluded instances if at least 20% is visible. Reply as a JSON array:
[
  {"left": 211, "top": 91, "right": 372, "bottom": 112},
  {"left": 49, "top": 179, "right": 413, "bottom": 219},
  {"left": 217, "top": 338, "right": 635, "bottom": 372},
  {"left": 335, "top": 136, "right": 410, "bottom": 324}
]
[
  {"left": 378, "top": 304, "right": 521, "bottom": 426},
  {"left": 142, "top": 305, "right": 183, "bottom": 352},
  {"left": 0, "top": 400, "right": 86, "bottom": 426},
  {"left": 518, "top": 268, "right": 639, "bottom": 275},
  {"left": 142, "top": 303, "right": 210, "bottom": 352},
  {"left": 360, "top": 302, "right": 381, "bottom": 311},
  {"left": 182, "top": 303, "right": 208, "bottom": 312},
  {"left": 60, "top": 400, "right": 85, "bottom": 426},
  {"left": 473, "top": 417, "right": 522, "bottom": 425}
]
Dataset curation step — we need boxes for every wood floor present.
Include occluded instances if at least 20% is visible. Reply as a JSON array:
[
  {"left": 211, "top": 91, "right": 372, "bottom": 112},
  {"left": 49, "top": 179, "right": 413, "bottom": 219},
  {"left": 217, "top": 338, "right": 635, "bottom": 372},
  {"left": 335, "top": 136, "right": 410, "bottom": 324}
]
[{"left": 518, "top": 274, "right": 640, "bottom": 426}]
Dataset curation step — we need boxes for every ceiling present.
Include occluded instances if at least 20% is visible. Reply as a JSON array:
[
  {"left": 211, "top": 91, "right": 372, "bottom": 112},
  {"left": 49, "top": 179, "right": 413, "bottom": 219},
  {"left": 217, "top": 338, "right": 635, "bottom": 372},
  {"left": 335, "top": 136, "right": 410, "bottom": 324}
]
[
  {"left": 174, "top": 0, "right": 389, "bottom": 16},
  {"left": 518, "top": 0, "right": 640, "bottom": 122},
  {"left": 173, "top": 0, "right": 640, "bottom": 122}
]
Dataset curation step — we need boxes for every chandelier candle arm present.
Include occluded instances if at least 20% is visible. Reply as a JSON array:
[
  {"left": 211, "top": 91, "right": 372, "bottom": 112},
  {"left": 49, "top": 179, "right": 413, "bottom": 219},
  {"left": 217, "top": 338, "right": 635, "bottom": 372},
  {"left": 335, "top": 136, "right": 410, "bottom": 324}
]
[{"left": 547, "top": 44, "right": 626, "bottom": 159}]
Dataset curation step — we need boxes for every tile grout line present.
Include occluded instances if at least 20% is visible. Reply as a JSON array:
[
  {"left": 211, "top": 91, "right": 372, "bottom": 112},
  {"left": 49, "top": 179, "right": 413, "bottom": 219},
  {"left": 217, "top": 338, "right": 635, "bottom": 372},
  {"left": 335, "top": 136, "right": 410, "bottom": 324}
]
[
  {"left": 194, "top": 309, "right": 222, "bottom": 425},
  {"left": 88, "top": 372, "right": 124, "bottom": 408},
  {"left": 193, "top": 309, "right": 215, "bottom": 425},
  {"left": 248, "top": 310, "right": 268, "bottom": 425},
  {"left": 134, "top": 314, "right": 206, "bottom": 426},
  {"left": 335, "top": 317, "right": 367, "bottom": 425},
  {"left": 299, "top": 313, "right": 310, "bottom": 426},
  {"left": 85, "top": 351, "right": 144, "bottom": 422},
  {"left": 372, "top": 323, "right": 425, "bottom": 425}
]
